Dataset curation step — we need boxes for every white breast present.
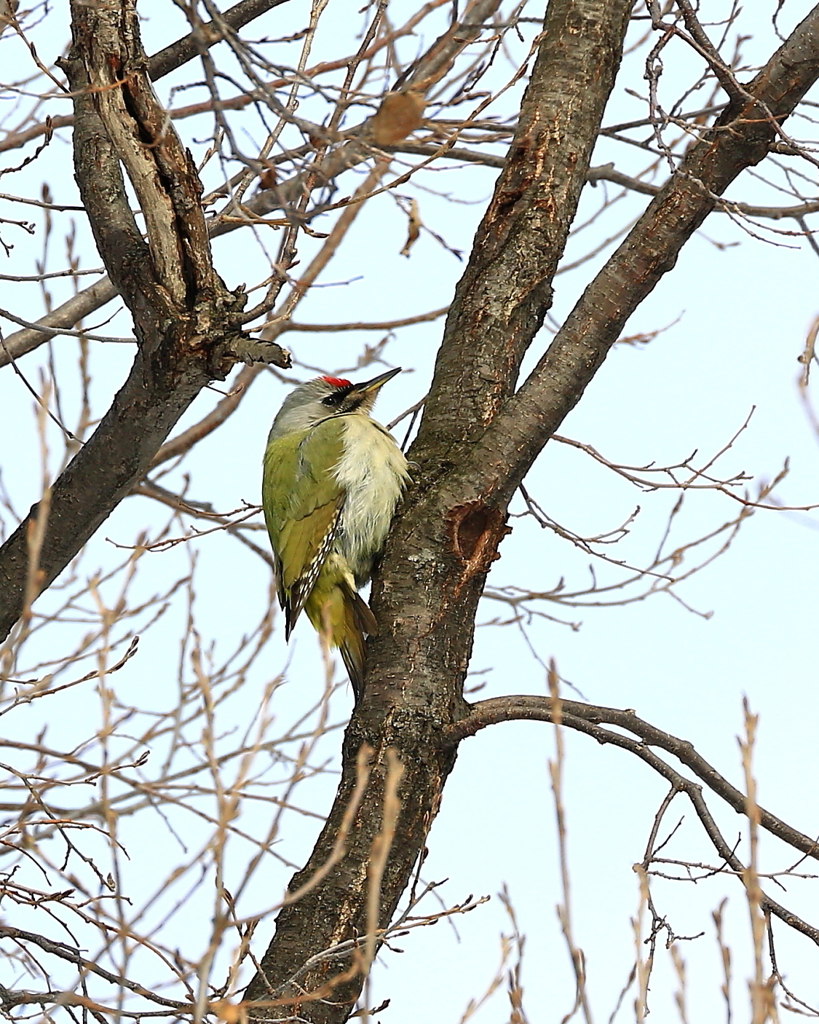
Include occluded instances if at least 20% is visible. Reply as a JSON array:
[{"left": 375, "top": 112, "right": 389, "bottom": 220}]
[{"left": 333, "top": 415, "right": 410, "bottom": 585}]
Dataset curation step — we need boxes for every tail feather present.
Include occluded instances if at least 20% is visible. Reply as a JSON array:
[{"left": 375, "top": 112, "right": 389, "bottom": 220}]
[
  {"left": 347, "top": 585, "right": 378, "bottom": 637},
  {"left": 338, "top": 639, "right": 365, "bottom": 700},
  {"left": 338, "top": 585, "right": 378, "bottom": 699},
  {"left": 305, "top": 575, "right": 378, "bottom": 700}
]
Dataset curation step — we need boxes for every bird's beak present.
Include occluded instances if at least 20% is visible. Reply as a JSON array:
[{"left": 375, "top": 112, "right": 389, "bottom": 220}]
[{"left": 352, "top": 367, "right": 402, "bottom": 396}]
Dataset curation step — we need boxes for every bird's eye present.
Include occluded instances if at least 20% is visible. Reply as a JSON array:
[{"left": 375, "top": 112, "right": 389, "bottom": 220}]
[{"left": 322, "top": 391, "right": 344, "bottom": 406}]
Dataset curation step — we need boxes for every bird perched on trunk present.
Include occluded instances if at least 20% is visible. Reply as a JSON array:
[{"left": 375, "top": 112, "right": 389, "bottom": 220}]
[{"left": 262, "top": 368, "right": 409, "bottom": 697}]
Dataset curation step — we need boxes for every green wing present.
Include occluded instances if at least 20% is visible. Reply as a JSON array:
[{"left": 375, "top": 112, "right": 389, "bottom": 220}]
[{"left": 262, "top": 418, "right": 346, "bottom": 637}]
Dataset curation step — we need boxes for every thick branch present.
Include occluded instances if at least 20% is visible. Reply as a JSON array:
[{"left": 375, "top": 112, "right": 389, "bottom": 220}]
[
  {"left": 0, "top": 0, "right": 276, "bottom": 643},
  {"left": 243, "top": 721, "right": 458, "bottom": 1022},
  {"left": 468, "top": 4, "right": 819, "bottom": 503},
  {"left": 411, "top": 0, "right": 634, "bottom": 475},
  {"left": 0, "top": 278, "right": 120, "bottom": 365},
  {"left": 67, "top": 3, "right": 215, "bottom": 311},
  {"left": 147, "top": 0, "right": 292, "bottom": 81}
]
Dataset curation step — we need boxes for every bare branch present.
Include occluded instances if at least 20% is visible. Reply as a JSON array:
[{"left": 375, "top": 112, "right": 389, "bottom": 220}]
[{"left": 446, "top": 694, "right": 819, "bottom": 945}]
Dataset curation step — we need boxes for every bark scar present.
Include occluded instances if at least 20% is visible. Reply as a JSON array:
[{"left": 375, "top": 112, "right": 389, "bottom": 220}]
[{"left": 446, "top": 501, "right": 511, "bottom": 595}]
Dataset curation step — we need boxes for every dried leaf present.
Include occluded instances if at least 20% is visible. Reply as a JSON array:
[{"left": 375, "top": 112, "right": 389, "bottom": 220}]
[
  {"left": 258, "top": 164, "right": 277, "bottom": 190},
  {"left": 370, "top": 90, "right": 426, "bottom": 146},
  {"left": 400, "top": 199, "right": 422, "bottom": 258}
]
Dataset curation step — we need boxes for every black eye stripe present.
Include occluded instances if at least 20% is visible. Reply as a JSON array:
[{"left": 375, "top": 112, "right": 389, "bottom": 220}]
[{"left": 322, "top": 387, "right": 352, "bottom": 406}]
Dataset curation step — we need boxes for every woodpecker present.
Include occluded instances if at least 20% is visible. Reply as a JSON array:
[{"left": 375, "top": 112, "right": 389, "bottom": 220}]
[{"left": 262, "top": 368, "right": 409, "bottom": 697}]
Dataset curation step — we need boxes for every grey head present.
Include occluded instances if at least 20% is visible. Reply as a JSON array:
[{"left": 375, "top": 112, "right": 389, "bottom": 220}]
[{"left": 267, "top": 368, "right": 401, "bottom": 442}]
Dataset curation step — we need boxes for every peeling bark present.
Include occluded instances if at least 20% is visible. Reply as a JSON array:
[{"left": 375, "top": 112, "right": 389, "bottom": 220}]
[{"left": 0, "top": 0, "right": 287, "bottom": 642}]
